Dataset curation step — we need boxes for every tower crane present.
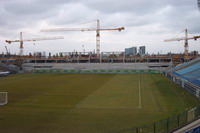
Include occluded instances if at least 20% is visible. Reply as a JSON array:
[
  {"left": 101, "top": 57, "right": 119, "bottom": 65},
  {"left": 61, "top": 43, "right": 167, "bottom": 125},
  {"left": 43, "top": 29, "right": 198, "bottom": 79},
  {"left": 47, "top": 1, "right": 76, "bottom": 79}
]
[
  {"left": 164, "top": 29, "right": 200, "bottom": 59},
  {"left": 41, "top": 19, "right": 125, "bottom": 57},
  {"left": 5, "top": 32, "right": 64, "bottom": 56},
  {"left": 5, "top": 46, "right": 9, "bottom": 55}
]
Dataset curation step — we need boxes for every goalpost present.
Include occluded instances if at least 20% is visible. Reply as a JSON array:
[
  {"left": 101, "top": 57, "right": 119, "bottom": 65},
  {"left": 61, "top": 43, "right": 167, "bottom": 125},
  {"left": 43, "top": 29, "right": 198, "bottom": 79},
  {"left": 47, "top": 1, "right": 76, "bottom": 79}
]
[{"left": 0, "top": 92, "right": 8, "bottom": 106}]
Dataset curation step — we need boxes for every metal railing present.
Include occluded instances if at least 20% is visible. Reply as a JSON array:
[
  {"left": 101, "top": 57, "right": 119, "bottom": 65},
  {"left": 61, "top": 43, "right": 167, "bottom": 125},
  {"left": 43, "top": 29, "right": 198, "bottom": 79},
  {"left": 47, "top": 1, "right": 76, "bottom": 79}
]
[{"left": 113, "top": 106, "right": 200, "bottom": 133}]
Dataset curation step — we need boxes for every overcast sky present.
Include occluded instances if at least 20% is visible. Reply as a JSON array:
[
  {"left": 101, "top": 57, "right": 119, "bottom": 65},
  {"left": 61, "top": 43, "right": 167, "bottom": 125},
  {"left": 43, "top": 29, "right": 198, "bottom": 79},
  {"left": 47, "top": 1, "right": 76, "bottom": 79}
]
[{"left": 0, "top": 0, "right": 200, "bottom": 55}]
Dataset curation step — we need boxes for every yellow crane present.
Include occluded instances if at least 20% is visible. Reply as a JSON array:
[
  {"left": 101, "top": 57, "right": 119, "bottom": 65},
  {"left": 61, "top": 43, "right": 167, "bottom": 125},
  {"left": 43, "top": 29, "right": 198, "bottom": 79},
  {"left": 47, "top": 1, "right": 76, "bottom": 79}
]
[
  {"left": 5, "top": 32, "right": 64, "bottom": 56},
  {"left": 164, "top": 29, "right": 200, "bottom": 59},
  {"left": 41, "top": 19, "right": 125, "bottom": 57}
]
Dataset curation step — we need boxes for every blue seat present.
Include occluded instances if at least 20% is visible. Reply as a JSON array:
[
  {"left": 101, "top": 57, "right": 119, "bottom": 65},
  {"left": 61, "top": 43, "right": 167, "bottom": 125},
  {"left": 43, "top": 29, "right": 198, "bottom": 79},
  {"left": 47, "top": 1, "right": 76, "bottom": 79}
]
[
  {"left": 174, "top": 62, "right": 200, "bottom": 86},
  {"left": 176, "top": 62, "right": 200, "bottom": 75}
]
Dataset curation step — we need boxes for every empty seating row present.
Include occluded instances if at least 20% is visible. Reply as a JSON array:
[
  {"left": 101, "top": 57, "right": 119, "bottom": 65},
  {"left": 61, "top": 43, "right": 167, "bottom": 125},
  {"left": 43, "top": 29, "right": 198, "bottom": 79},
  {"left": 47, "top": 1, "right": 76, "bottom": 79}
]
[
  {"left": 183, "top": 69, "right": 200, "bottom": 80},
  {"left": 165, "top": 56, "right": 200, "bottom": 74},
  {"left": 173, "top": 61, "right": 200, "bottom": 86},
  {"left": 191, "top": 79, "right": 200, "bottom": 86},
  {"left": 175, "top": 62, "right": 200, "bottom": 75}
]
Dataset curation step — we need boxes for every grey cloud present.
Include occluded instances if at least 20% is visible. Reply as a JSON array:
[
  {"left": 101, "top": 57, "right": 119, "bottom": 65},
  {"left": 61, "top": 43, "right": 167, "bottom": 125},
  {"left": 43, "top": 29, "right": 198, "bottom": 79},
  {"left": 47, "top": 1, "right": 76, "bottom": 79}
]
[
  {"left": 0, "top": 0, "right": 199, "bottom": 54},
  {"left": 2, "top": 0, "right": 69, "bottom": 15}
]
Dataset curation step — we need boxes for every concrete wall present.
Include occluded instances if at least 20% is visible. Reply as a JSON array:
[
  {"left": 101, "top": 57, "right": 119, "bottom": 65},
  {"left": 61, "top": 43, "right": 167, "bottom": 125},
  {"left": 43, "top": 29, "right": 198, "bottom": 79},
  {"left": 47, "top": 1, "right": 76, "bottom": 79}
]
[{"left": 23, "top": 62, "right": 171, "bottom": 72}]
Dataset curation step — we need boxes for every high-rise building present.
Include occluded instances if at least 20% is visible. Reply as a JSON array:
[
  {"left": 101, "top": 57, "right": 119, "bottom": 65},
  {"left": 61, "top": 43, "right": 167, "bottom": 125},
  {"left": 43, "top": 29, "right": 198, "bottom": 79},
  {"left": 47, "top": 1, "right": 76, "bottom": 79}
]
[
  {"left": 139, "top": 46, "right": 146, "bottom": 56},
  {"left": 125, "top": 47, "right": 137, "bottom": 56}
]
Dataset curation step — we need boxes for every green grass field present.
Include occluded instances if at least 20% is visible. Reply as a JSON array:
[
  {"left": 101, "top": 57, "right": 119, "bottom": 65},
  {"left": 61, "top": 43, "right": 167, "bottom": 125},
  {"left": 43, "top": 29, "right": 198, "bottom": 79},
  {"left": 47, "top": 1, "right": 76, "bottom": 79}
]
[{"left": 0, "top": 73, "right": 199, "bottom": 133}]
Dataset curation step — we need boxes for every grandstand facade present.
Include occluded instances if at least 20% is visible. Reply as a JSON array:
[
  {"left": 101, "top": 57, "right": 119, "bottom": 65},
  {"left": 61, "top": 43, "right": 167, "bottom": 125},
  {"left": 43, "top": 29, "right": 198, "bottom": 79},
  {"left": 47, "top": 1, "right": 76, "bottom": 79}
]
[
  {"left": 6, "top": 52, "right": 170, "bottom": 72},
  {"left": 22, "top": 61, "right": 172, "bottom": 73}
]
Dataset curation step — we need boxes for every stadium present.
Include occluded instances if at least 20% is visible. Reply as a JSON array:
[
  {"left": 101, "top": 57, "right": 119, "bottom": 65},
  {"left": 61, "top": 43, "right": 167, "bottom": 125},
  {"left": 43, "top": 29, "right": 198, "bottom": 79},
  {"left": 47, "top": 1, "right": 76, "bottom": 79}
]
[
  {"left": 1, "top": 1, "right": 200, "bottom": 133},
  {"left": 0, "top": 53, "right": 200, "bottom": 133}
]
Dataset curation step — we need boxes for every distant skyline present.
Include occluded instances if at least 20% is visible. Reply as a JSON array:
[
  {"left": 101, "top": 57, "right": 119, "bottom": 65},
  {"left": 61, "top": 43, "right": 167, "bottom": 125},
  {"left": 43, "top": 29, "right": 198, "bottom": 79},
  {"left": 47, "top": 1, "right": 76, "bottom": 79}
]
[{"left": 0, "top": 0, "right": 200, "bottom": 55}]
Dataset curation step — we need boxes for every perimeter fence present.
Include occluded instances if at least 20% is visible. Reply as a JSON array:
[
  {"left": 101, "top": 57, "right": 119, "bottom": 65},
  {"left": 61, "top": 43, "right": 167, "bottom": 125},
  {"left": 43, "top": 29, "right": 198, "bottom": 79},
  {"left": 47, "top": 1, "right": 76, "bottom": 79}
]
[{"left": 113, "top": 106, "right": 200, "bottom": 133}]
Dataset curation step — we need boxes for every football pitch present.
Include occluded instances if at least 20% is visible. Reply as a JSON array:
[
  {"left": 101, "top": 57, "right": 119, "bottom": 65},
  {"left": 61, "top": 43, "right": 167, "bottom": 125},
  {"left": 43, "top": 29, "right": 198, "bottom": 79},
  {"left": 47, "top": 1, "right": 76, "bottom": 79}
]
[{"left": 0, "top": 73, "right": 199, "bottom": 133}]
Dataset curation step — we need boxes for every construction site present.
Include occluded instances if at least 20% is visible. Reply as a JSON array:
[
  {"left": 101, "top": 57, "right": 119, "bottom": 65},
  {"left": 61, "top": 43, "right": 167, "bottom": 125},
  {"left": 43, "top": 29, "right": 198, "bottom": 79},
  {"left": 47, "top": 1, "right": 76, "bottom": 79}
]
[
  {"left": 0, "top": 19, "right": 199, "bottom": 73},
  {"left": 1, "top": 0, "right": 200, "bottom": 132},
  {"left": 0, "top": 18, "right": 200, "bottom": 133}
]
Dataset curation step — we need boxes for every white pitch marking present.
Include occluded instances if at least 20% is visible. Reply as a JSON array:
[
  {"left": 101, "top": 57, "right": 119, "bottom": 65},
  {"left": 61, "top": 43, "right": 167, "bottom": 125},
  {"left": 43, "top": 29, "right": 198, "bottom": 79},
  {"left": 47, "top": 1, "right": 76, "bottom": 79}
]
[
  {"left": 74, "top": 95, "right": 90, "bottom": 108},
  {"left": 76, "top": 106, "right": 135, "bottom": 109},
  {"left": 74, "top": 87, "right": 102, "bottom": 108},
  {"left": 137, "top": 74, "right": 142, "bottom": 109}
]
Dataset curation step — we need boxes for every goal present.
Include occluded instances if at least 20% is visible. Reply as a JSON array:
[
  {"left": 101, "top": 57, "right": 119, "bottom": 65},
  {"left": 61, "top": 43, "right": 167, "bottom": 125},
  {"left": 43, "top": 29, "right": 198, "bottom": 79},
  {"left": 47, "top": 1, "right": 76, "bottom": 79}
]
[{"left": 0, "top": 92, "right": 7, "bottom": 105}]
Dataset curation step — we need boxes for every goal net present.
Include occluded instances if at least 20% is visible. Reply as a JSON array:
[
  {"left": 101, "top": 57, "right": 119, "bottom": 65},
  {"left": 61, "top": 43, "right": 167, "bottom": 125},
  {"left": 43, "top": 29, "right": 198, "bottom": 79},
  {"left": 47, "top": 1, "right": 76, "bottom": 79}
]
[{"left": 0, "top": 92, "right": 7, "bottom": 105}]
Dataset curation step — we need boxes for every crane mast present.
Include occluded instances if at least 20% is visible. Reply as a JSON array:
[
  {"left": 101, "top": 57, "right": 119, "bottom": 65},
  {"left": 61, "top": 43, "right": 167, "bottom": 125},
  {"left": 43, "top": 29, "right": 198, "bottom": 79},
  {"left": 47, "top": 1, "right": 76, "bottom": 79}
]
[
  {"left": 96, "top": 19, "right": 100, "bottom": 57},
  {"left": 184, "top": 29, "right": 188, "bottom": 57},
  {"left": 5, "top": 46, "right": 9, "bottom": 55},
  {"left": 20, "top": 32, "right": 23, "bottom": 56},
  {"left": 5, "top": 32, "right": 64, "bottom": 56},
  {"left": 41, "top": 19, "right": 125, "bottom": 57}
]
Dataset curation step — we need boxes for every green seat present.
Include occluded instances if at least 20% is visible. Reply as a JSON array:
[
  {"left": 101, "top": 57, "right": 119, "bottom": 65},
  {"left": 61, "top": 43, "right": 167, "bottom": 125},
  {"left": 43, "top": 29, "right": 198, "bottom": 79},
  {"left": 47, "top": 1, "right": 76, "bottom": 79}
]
[
  {"left": 124, "top": 70, "right": 128, "bottom": 73},
  {"left": 108, "top": 70, "right": 113, "bottom": 73},
  {"left": 101, "top": 70, "right": 105, "bottom": 73},
  {"left": 71, "top": 70, "right": 75, "bottom": 73},
  {"left": 93, "top": 70, "right": 97, "bottom": 73}
]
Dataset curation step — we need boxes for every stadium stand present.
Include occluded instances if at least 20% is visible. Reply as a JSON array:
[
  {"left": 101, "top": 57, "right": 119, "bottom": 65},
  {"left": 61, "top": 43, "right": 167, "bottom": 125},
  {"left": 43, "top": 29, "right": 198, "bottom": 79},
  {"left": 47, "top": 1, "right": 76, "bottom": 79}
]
[
  {"left": 0, "top": 65, "right": 8, "bottom": 72},
  {"left": 164, "top": 56, "right": 200, "bottom": 87},
  {"left": 0, "top": 62, "right": 19, "bottom": 74},
  {"left": 165, "top": 56, "right": 200, "bottom": 75},
  {"left": 175, "top": 62, "right": 200, "bottom": 76},
  {"left": 173, "top": 62, "right": 200, "bottom": 87},
  {"left": 22, "top": 62, "right": 171, "bottom": 73},
  {"left": 164, "top": 56, "right": 200, "bottom": 101}
]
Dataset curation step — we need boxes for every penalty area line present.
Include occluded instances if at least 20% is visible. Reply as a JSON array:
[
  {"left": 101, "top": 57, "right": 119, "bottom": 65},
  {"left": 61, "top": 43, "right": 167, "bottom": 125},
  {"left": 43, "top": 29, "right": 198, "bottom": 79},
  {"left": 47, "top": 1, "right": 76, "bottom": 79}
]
[{"left": 73, "top": 87, "right": 102, "bottom": 109}]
